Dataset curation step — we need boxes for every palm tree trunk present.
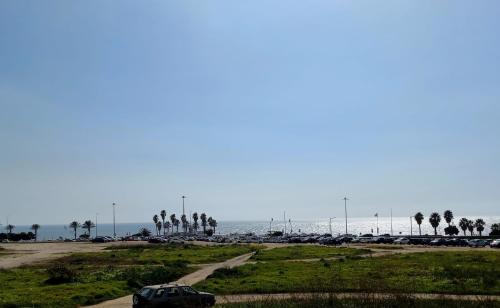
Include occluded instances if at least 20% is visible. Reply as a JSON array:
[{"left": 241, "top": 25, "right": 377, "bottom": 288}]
[
  {"left": 434, "top": 227, "right": 437, "bottom": 236},
  {"left": 74, "top": 228, "right": 77, "bottom": 240},
  {"left": 418, "top": 225, "right": 421, "bottom": 236}
]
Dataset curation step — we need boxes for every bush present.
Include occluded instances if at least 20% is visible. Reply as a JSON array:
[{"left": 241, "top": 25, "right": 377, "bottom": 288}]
[
  {"left": 46, "top": 263, "right": 78, "bottom": 284},
  {"left": 122, "top": 262, "right": 189, "bottom": 288}
]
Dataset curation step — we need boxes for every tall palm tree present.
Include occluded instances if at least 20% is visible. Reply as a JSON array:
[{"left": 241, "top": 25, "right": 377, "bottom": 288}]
[
  {"left": 160, "top": 210, "right": 167, "bottom": 236},
  {"left": 467, "top": 219, "right": 475, "bottom": 236},
  {"left": 458, "top": 218, "right": 468, "bottom": 236},
  {"left": 475, "top": 219, "right": 485, "bottom": 236},
  {"left": 174, "top": 219, "right": 180, "bottom": 233},
  {"left": 69, "top": 221, "right": 80, "bottom": 240},
  {"left": 200, "top": 213, "right": 207, "bottom": 234},
  {"left": 208, "top": 217, "right": 217, "bottom": 233},
  {"left": 163, "top": 221, "right": 171, "bottom": 234},
  {"left": 429, "top": 212, "right": 441, "bottom": 236},
  {"left": 181, "top": 214, "right": 188, "bottom": 233},
  {"left": 156, "top": 221, "right": 162, "bottom": 236},
  {"left": 82, "top": 220, "right": 95, "bottom": 237},
  {"left": 153, "top": 215, "right": 159, "bottom": 235},
  {"left": 443, "top": 210, "right": 453, "bottom": 227},
  {"left": 31, "top": 224, "right": 41, "bottom": 241},
  {"left": 192, "top": 212, "right": 199, "bottom": 232},
  {"left": 170, "top": 214, "right": 176, "bottom": 233},
  {"left": 414, "top": 212, "right": 424, "bottom": 236}
]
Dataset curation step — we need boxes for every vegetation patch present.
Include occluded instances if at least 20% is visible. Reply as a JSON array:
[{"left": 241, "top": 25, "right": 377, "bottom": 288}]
[
  {"left": 216, "top": 294, "right": 500, "bottom": 308},
  {"left": 251, "top": 246, "right": 369, "bottom": 261},
  {"left": 196, "top": 251, "right": 500, "bottom": 296},
  {"left": 0, "top": 244, "right": 258, "bottom": 307}
]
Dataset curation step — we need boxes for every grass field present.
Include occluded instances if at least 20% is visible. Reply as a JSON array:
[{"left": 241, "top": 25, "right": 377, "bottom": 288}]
[
  {"left": 0, "top": 244, "right": 260, "bottom": 307},
  {"left": 251, "top": 246, "right": 370, "bottom": 261},
  {"left": 216, "top": 294, "right": 500, "bottom": 308},
  {"left": 196, "top": 250, "right": 500, "bottom": 296}
]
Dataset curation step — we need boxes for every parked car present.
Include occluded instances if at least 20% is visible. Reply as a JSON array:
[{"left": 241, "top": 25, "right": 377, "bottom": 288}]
[
  {"left": 133, "top": 284, "right": 215, "bottom": 307},
  {"left": 468, "top": 239, "right": 487, "bottom": 248},
  {"left": 429, "top": 238, "right": 447, "bottom": 246},
  {"left": 490, "top": 239, "right": 500, "bottom": 248},
  {"left": 394, "top": 237, "right": 409, "bottom": 244},
  {"left": 148, "top": 237, "right": 167, "bottom": 244}
]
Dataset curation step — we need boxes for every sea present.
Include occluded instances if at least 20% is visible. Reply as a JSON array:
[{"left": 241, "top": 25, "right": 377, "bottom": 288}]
[{"left": 7, "top": 216, "right": 500, "bottom": 241}]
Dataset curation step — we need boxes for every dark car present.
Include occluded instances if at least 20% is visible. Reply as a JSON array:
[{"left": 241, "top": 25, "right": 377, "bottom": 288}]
[
  {"left": 133, "top": 284, "right": 215, "bottom": 307},
  {"left": 429, "top": 238, "right": 447, "bottom": 246}
]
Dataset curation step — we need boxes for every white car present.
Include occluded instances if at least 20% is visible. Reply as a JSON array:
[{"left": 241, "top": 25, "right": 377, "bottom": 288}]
[{"left": 394, "top": 237, "right": 409, "bottom": 244}]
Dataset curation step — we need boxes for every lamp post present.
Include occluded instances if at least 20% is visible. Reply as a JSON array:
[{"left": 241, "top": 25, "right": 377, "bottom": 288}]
[
  {"left": 329, "top": 217, "right": 336, "bottom": 235},
  {"left": 269, "top": 218, "right": 273, "bottom": 234},
  {"left": 112, "top": 202, "right": 116, "bottom": 238},
  {"left": 182, "top": 196, "right": 186, "bottom": 216},
  {"left": 410, "top": 216, "right": 413, "bottom": 237},
  {"left": 343, "top": 197, "right": 349, "bottom": 235},
  {"left": 95, "top": 213, "right": 99, "bottom": 238},
  {"left": 374, "top": 213, "right": 379, "bottom": 236}
]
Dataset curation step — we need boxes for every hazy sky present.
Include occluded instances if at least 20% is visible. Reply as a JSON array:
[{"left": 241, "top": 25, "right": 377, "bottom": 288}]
[{"left": 1, "top": 1, "right": 499, "bottom": 224}]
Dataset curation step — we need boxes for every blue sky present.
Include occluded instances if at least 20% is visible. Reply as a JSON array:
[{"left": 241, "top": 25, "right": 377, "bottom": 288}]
[{"left": 1, "top": 1, "right": 499, "bottom": 224}]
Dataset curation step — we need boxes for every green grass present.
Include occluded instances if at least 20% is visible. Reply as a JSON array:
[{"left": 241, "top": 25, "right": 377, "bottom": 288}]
[
  {"left": 251, "top": 246, "right": 370, "bottom": 261},
  {"left": 196, "top": 251, "right": 500, "bottom": 296},
  {"left": 67, "top": 243, "right": 261, "bottom": 265},
  {"left": 216, "top": 295, "right": 500, "bottom": 308},
  {"left": 364, "top": 245, "right": 404, "bottom": 250},
  {"left": 0, "top": 244, "right": 260, "bottom": 307}
]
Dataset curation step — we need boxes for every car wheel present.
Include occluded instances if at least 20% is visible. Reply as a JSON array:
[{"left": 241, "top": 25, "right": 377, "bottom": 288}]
[{"left": 133, "top": 295, "right": 140, "bottom": 306}]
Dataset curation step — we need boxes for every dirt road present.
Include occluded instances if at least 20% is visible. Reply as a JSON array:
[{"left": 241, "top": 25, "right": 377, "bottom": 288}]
[{"left": 86, "top": 252, "right": 255, "bottom": 307}]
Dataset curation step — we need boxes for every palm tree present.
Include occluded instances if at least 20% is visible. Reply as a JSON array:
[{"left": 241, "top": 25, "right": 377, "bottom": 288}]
[
  {"left": 69, "top": 221, "right": 80, "bottom": 240},
  {"left": 156, "top": 221, "right": 162, "bottom": 236},
  {"left": 181, "top": 214, "right": 188, "bottom": 233},
  {"left": 163, "top": 221, "right": 171, "bottom": 234},
  {"left": 443, "top": 210, "right": 453, "bottom": 227},
  {"left": 160, "top": 210, "right": 167, "bottom": 235},
  {"left": 5, "top": 224, "right": 15, "bottom": 234},
  {"left": 82, "top": 220, "right": 95, "bottom": 237},
  {"left": 475, "top": 219, "right": 485, "bottom": 236},
  {"left": 467, "top": 219, "right": 475, "bottom": 236},
  {"left": 208, "top": 217, "right": 217, "bottom": 233},
  {"left": 174, "top": 219, "right": 180, "bottom": 233},
  {"left": 459, "top": 218, "right": 468, "bottom": 236},
  {"left": 31, "top": 224, "right": 40, "bottom": 241},
  {"left": 200, "top": 213, "right": 207, "bottom": 234},
  {"left": 170, "top": 214, "right": 176, "bottom": 233},
  {"left": 429, "top": 212, "right": 441, "bottom": 236},
  {"left": 192, "top": 212, "right": 199, "bottom": 232},
  {"left": 153, "top": 215, "right": 159, "bottom": 235},
  {"left": 414, "top": 212, "right": 424, "bottom": 236}
]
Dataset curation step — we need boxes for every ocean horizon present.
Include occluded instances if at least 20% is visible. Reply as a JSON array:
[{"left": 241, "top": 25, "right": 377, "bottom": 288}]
[{"left": 6, "top": 216, "right": 500, "bottom": 241}]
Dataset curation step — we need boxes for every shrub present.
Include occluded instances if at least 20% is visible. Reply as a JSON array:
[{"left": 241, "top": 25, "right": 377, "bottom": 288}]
[{"left": 46, "top": 263, "right": 78, "bottom": 284}]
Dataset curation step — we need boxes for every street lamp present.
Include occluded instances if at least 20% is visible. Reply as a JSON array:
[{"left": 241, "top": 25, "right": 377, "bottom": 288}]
[
  {"left": 95, "top": 213, "right": 99, "bottom": 238},
  {"left": 182, "top": 196, "right": 187, "bottom": 216},
  {"left": 374, "top": 213, "right": 379, "bottom": 236},
  {"left": 112, "top": 202, "right": 117, "bottom": 238},
  {"left": 269, "top": 218, "right": 273, "bottom": 234},
  {"left": 343, "top": 197, "right": 349, "bottom": 235},
  {"left": 329, "top": 217, "right": 336, "bottom": 235}
]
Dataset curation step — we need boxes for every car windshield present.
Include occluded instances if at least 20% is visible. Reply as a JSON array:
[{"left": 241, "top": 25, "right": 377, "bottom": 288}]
[
  {"left": 139, "top": 288, "right": 153, "bottom": 298},
  {"left": 181, "top": 286, "right": 198, "bottom": 295}
]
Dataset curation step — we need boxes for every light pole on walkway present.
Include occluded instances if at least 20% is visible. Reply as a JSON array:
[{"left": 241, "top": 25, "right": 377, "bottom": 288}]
[{"left": 343, "top": 197, "right": 349, "bottom": 235}]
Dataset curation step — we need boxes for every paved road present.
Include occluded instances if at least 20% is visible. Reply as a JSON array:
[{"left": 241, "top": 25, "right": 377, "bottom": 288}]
[{"left": 86, "top": 252, "right": 255, "bottom": 307}]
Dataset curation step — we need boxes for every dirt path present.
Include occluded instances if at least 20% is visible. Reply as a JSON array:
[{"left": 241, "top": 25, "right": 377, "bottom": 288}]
[
  {"left": 87, "top": 252, "right": 255, "bottom": 308},
  {"left": 216, "top": 292, "right": 500, "bottom": 303}
]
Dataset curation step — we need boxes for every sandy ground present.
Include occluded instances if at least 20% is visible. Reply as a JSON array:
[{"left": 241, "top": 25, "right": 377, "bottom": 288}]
[
  {"left": 0, "top": 241, "right": 147, "bottom": 269},
  {"left": 86, "top": 252, "right": 255, "bottom": 308}
]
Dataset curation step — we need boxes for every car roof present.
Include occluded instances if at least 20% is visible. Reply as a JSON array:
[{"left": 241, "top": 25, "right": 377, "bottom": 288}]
[{"left": 142, "top": 283, "right": 190, "bottom": 289}]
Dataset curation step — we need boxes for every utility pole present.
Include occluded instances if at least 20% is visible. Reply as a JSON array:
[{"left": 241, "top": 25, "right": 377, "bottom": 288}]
[
  {"left": 283, "top": 211, "right": 286, "bottom": 235},
  {"left": 329, "top": 217, "right": 336, "bottom": 235},
  {"left": 390, "top": 208, "right": 393, "bottom": 236},
  {"left": 343, "top": 197, "right": 349, "bottom": 235},
  {"left": 112, "top": 202, "right": 116, "bottom": 238},
  {"left": 182, "top": 196, "right": 186, "bottom": 216}
]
